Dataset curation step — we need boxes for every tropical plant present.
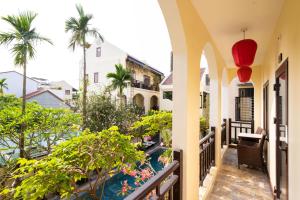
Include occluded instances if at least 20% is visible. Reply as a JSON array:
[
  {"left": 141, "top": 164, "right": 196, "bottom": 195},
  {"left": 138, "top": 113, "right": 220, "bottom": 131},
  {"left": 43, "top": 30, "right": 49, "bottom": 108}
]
[
  {"left": 0, "top": 98, "right": 81, "bottom": 162},
  {"left": 0, "top": 11, "right": 53, "bottom": 158},
  {"left": 2, "top": 127, "right": 144, "bottom": 200},
  {"left": 130, "top": 111, "right": 172, "bottom": 141},
  {"left": 106, "top": 64, "right": 131, "bottom": 99},
  {"left": 0, "top": 79, "right": 8, "bottom": 95},
  {"left": 65, "top": 4, "right": 104, "bottom": 129},
  {"left": 200, "top": 116, "right": 209, "bottom": 138},
  {"left": 84, "top": 92, "right": 143, "bottom": 133}
]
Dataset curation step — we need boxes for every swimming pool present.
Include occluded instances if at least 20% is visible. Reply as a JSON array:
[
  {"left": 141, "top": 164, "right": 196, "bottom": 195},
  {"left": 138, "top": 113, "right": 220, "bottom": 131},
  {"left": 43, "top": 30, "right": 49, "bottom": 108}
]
[{"left": 82, "top": 148, "right": 165, "bottom": 200}]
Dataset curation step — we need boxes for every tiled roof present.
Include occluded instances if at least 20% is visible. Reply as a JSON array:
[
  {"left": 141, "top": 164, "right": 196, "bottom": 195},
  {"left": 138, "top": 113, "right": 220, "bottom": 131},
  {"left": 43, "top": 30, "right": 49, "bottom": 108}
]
[
  {"left": 126, "top": 55, "right": 164, "bottom": 76},
  {"left": 24, "top": 89, "right": 65, "bottom": 103}
]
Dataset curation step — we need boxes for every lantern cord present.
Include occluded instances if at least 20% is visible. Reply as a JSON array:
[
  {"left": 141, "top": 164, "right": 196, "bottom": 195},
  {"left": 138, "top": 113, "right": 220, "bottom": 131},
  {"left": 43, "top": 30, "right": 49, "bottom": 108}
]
[{"left": 241, "top": 28, "right": 247, "bottom": 40}]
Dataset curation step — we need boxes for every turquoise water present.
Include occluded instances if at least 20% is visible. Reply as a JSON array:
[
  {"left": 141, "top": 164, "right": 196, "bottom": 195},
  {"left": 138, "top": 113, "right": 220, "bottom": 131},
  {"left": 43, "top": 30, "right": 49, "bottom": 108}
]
[{"left": 83, "top": 148, "right": 165, "bottom": 200}]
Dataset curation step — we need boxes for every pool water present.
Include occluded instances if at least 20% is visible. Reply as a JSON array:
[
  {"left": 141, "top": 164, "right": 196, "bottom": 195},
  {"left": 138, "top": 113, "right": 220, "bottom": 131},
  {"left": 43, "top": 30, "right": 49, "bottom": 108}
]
[{"left": 82, "top": 148, "right": 165, "bottom": 200}]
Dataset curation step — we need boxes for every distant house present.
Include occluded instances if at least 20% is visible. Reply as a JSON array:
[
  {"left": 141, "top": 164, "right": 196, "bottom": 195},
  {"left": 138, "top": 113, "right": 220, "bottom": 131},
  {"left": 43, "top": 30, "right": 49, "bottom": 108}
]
[
  {"left": 160, "top": 68, "right": 209, "bottom": 115},
  {"left": 83, "top": 40, "right": 164, "bottom": 112},
  {"left": 0, "top": 71, "right": 39, "bottom": 97},
  {"left": 24, "top": 89, "right": 70, "bottom": 109}
]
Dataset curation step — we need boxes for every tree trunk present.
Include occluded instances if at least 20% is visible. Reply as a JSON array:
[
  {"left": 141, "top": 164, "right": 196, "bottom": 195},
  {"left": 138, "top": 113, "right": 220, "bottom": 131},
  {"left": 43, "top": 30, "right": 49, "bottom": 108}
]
[
  {"left": 82, "top": 37, "right": 87, "bottom": 129},
  {"left": 20, "top": 61, "right": 27, "bottom": 158}
]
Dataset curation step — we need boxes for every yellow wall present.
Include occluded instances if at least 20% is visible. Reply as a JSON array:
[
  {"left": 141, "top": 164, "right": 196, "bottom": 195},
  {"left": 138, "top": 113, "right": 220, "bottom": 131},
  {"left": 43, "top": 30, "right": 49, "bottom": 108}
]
[{"left": 260, "top": 0, "right": 300, "bottom": 198}]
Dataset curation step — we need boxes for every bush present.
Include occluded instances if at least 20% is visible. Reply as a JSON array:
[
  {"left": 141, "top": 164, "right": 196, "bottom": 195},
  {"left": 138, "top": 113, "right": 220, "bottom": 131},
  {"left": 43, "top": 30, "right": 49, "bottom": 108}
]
[
  {"left": 200, "top": 116, "right": 209, "bottom": 137},
  {"left": 3, "top": 127, "right": 144, "bottom": 200},
  {"left": 85, "top": 93, "right": 143, "bottom": 133}
]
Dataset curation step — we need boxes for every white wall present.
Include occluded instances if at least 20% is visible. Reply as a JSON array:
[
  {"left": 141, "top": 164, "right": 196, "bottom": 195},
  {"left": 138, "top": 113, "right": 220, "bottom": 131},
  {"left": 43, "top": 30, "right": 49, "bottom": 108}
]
[
  {"left": 26, "top": 91, "right": 69, "bottom": 108},
  {"left": 49, "top": 81, "right": 74, "bottom": 101},
  {"left": 0, "top": 71, "right": 39, "bottom": 97},
  {"left": 85, "top": 40, "right": 127, "bottom": 92},
  {"left": 159, "top": 84, "right": 173, "bottom": 111}
]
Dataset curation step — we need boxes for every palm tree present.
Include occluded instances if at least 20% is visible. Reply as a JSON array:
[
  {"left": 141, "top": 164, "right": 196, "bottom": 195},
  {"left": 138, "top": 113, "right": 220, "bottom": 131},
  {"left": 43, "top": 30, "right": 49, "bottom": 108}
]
[
  {"left": 0, "top": 78, "right": 8, "bottom": 95},
  {"left": 65, "top": 4, "right": 103, "bottom": 128},
  {"left": 106, "top": 64, "right": 131, "bottom": 101},
  {"left": 0, "top": 12, "right": 52, "bottom": 158}
]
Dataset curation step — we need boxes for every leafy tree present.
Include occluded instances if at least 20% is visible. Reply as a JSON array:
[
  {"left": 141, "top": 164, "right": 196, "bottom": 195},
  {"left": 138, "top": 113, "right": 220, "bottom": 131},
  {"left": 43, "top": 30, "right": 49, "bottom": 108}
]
[
  {"left": 85, "top": 92, "right": 143, "bottom": 133},
  {"left": 0, "top": 11, "right": 53, "bottom": 158},
  {"left": 0, "top": 100, "right": 81, "bottom": 162},
  {"left": 65, "top": 4, "right": 104, "bottom": 129},
  {"left": 5, "top": 127, "right": 144, "bottom": 200},
  {"left": 0, "top": 95, "right": 21, "bottom": 110},
  {"left": 130, "top": 111, "right": 172, "bottom": 141},
  {"left": 0, "top": 79, "right": 8, "bottom": 95},
  {"left": 106, "top": 64, "right": 131, "bottom": 99}
]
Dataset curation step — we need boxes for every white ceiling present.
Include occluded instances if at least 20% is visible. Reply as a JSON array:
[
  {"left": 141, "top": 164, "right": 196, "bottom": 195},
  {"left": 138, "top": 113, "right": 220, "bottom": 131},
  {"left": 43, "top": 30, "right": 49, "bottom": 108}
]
[{"left": 192, "top": 0, "right": 285, "bottom": 68}]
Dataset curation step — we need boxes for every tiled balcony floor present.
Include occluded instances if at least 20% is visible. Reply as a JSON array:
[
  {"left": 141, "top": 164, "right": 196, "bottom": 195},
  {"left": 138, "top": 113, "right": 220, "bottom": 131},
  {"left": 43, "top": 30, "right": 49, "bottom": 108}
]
[{"left": 207, "top": 148, "right": 273, "bottom": 200}]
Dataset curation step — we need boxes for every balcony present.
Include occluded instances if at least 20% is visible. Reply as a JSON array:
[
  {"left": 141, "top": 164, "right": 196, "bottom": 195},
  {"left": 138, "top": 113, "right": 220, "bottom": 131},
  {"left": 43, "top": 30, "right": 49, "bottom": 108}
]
[{"left": 131, "top": 79, "right": 159, "bottom": 91}]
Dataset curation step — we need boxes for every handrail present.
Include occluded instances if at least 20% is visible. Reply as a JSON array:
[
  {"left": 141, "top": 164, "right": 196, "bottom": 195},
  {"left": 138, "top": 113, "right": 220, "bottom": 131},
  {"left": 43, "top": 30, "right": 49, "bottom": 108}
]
[
  {"left": 125, "top": 149, "right": 182, "bottom": 200},
  {"left": 229, "top": 118, "right": 254, "bottom": 145},
  {"left": 199, "top": 127, "right": 215, "bottom": 186}
]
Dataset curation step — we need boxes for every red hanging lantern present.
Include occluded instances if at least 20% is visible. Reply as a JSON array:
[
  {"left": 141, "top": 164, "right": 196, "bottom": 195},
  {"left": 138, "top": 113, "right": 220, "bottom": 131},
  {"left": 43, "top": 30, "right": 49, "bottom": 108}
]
[
  {"left": 237, "top": 67, "right": 252, "bottom": 82},
  {"left": 232, "top": 39, "right": 257, "bottom": 67}
]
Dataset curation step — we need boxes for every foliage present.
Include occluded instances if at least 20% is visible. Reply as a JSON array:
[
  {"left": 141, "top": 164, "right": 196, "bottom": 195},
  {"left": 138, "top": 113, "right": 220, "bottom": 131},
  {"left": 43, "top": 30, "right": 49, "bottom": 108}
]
[
  {"left": 3, "top": 127, "right": 144, "bottom": 200},
  {"left": 65, "top": 4, "right": 103, "bottom": 129},
  {"left": 106, "top": 64, "right": 132, "bottom": 98},
  {"left": 200, "top": 116, "right": 209, "bottom": 137},
  {"left": 0, "top": 79, "right": 8, "bottom": 95},
  {"left": 0, "top": 11, "right": 53, "bottom": 158},
  {"left": 0, "top": 98, "right": 81, "bottom": 163},
  {"left": 131, "top": 111, "right": 172, "bottom": 139},
  {"left": 0, "top": 95, "right": 21, "bottom": 110},
  {"left": 85, "top": 92, "right": 143, "bottom": 133},
  {"left": 0, "top": 12, "right": 53, "bottom": 67}
]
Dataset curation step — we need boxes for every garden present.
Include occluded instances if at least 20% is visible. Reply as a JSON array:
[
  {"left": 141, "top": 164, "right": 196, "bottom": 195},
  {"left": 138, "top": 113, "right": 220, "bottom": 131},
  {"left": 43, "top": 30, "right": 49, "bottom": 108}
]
[{"left": 0, "top": 94, "right": 173, "bottom": 200}]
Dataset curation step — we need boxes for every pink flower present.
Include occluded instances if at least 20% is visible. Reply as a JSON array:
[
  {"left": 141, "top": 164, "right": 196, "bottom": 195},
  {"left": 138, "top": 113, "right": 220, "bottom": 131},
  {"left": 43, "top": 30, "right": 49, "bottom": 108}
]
[{"left": 129, "top": 170, "right": 137, "bottom": 177}]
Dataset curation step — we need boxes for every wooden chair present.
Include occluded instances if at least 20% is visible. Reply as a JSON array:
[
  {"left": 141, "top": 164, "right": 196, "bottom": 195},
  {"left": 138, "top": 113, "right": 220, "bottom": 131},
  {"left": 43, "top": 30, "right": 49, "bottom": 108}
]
[{"left": 237, "top": 131, "right": 266, "bottom": 172}]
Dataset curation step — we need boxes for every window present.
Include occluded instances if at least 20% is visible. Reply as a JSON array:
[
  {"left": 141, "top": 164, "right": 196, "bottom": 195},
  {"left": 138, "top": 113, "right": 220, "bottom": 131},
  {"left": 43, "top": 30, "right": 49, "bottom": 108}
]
[
  {"left": 65, "top": 90, "right": 70, "bottom": 95},
  {"left": 96, "top": 47, "right": 101, "bottom": 57},
  {"left": 94, "top": 72, "right": 99, "bottom": 83},
  {"left": 163, "top": 91, "right": 173, "bottom": 101}
]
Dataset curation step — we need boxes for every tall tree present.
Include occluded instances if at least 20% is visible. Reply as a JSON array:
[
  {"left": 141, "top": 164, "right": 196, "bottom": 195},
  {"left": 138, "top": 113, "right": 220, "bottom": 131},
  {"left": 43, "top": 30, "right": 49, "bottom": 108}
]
[
  {"left": 0, "top": 12, "right": 52, "bottom": 158},
  {"left": 65, "top": 4, "right": 103, "bottom": 128},
  {"left": 0, "top": 78, "right": 8, "bottom": 95},
  {"left": 106, "top": 64, "right": 131, "bottom": 100}
]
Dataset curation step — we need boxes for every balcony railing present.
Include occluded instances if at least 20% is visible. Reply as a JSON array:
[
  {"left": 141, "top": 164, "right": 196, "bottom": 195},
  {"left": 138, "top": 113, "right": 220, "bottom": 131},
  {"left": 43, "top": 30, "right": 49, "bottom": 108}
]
[
  {"left": 221, "top": 119, "right": 227, "bottom": 148},
  {"left": 125, "top": 149, "right": 182, "bottom": 200},
  {"left": 199, "top": 127, "right": 215, "bottom": 186},
  {"left": 228, "top": 118, "right": 254, "bottom": 145},
  {"left": 131, "top": 79, "right": 159, "bottom": 91}
]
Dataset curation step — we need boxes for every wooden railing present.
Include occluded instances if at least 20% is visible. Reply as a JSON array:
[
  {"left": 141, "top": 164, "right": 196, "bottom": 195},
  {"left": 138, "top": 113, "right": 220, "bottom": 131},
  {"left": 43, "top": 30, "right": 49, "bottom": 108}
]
[
  {"left": 221, "top": 119, "right": 227, "bottom": 148},
  {"left": 199, "top": 127, "right": 215, "bottom": 186},
  {"left": 228, "top": 118, "right": 254, "bottom": 144},
  {"left": 125, "top": 149, "right": 182, "bottom": 200}
]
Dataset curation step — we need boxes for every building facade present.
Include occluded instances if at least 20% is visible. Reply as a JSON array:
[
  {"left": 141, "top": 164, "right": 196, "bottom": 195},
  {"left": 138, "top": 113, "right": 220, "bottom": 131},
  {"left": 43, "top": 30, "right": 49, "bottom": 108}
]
[{"left": 84, "top": 40, "right": 164, "bottom": 112}]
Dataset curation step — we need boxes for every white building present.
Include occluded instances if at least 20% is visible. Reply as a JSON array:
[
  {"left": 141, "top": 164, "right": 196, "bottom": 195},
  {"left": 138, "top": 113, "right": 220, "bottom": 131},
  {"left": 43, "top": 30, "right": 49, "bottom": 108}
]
[
  {"left": 24, "top": 89, "right": 70, "bottom": 109},
  {"left": 84, "top": 40, "right": 164, "bottom": 112},
  {"left": 31, "top": 78, "right": 78, "bottom": 105},
  {"left": 160, "top": 68, "right": 209, "bottom": 116},
  {"left": 0, "top": 71, "right": 76, "bottom": 108},
  {"left": 0, "top": 71, "right": 39, "bottom": 97}
]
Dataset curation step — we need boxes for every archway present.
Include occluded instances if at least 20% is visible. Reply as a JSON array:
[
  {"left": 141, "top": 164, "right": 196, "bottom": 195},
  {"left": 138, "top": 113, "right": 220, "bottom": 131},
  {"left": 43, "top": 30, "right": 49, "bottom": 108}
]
[
  {"left": 150, "top": 95, "right": 159, "bottom": 110},
  {"left": 133, "top": 93, "right": 144, "bottom": 109}
]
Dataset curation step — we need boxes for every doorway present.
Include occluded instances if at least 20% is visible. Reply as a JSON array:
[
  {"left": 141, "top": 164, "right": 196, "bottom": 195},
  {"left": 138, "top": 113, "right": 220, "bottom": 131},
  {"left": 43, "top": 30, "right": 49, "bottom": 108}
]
[{"left": 275, "top": 59, "right": 288, "bottom": 200}]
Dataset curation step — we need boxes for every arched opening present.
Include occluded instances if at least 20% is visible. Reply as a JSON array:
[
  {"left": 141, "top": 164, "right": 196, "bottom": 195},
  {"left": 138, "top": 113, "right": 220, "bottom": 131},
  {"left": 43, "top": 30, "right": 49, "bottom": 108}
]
[
  {"left": 150, "top": 95, "right": 159, "bottom": 110},
  {"left": 133, "top": 93, "right": 144, "bottom": 109}
]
